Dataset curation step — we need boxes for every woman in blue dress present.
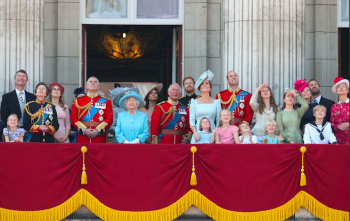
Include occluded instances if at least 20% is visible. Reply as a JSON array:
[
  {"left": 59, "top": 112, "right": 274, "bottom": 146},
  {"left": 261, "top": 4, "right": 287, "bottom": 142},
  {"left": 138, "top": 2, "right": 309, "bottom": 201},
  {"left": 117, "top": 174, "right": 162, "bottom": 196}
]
[
  {"left": 189, "top": 70, "right": 221, "bottom": 144},
  {"left": 116, "top": 91, "right": 148, "bottom": 144}
]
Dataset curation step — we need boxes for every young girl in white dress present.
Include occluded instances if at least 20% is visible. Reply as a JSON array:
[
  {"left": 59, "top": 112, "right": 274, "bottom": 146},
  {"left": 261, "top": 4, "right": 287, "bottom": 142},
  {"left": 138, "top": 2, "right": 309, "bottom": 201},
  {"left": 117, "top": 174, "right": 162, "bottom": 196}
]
[{"left": 3, "top": 114, "right": 25, "bottom": 142}]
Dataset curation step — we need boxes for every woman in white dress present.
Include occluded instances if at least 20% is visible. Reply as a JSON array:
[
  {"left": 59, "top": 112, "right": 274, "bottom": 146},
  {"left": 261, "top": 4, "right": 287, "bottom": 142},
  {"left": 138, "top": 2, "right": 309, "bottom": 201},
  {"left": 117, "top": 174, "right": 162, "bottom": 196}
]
[
  {"left": 189, "top": 70, "right": 221, "bottom": 144},
  {"left": 249, "top": 83, "right": 280, "bottom": 137}
]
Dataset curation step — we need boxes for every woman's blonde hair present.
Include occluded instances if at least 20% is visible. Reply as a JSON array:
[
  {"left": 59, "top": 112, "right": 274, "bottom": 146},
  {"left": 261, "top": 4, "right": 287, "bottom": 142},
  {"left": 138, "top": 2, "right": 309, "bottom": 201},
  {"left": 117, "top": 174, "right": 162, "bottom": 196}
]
[
  {"left": 6, "top": 114, "right": 19, "bottom": 131},
  {"left": 218, "top": 109, "right": 233, "bottom": 128},
  {"left": 263, "top": 120, "right": 278, "bottom": 135},
  {"left": 47, "top": 84, "right": 66, "bottom": 110},
  {"left": 199, "top": 117, "right": 211, "bottom": 132}
]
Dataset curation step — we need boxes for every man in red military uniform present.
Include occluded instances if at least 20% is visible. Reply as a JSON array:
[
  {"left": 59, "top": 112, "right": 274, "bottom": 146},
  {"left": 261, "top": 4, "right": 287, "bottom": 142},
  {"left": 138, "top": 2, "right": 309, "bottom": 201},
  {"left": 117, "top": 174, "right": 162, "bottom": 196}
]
[
  {"left": 151, "top": 83, "right": 192, "bottom": 144},
  {"left": 216, "top": 71, "right": 253, "bottom": 126},
  {"left": 71, "top": 76, "right": 113, "bottom": 143}
]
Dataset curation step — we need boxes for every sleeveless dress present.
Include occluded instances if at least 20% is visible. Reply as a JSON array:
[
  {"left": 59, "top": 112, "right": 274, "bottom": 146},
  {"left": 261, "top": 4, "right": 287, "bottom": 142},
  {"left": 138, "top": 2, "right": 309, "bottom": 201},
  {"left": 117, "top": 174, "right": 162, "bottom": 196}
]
[
  {"left": 189, "top": 99, "right": 221, "bottom": 144},
  {"left": 55, "top": 104, "right": 71, "bottom": 143}
]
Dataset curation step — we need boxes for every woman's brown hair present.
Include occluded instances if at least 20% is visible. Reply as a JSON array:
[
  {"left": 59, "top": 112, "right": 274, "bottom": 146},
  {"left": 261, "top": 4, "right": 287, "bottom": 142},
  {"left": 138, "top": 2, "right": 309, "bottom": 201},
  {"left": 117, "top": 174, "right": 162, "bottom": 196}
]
[
  {"left": 257, "top": 87, "right": 279, "bottom": 115},
  {"left": 47, "top": 84, "right": 66, "bottom": 110},
  {"left": 281, "top": 92, "right": 298, "bottom": 110},
  {"left": 198, "top": 80, "right": 212, "bottom": 97}
]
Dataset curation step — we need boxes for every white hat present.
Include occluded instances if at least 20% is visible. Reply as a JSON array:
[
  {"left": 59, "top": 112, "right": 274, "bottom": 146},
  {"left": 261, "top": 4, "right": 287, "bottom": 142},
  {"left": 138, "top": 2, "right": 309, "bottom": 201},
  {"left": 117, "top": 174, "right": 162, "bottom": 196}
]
[{"left": 332, "top": 77, "right": 349, "bottom": 94}]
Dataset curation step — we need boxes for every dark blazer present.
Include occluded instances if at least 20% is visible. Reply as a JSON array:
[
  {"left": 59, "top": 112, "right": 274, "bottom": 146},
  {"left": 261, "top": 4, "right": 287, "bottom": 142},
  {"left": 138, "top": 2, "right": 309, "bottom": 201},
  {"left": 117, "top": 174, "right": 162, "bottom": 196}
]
[
  {"left": 0, "top": 120, "right": 4, "bottom": 142},
  {"left": 1, "top": 90, "right": 36, "bottom": 122},
  {"left": 319, "top": 96, "right": 335, "bottom": 123}
]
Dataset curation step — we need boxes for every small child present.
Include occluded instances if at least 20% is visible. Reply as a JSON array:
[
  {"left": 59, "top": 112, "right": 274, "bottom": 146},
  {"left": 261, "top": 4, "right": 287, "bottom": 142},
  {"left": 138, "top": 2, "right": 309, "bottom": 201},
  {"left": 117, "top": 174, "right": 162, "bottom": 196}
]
[
  {"left": 190, "top": 117, "right": 216, "bottom": 144},
  {"left": 260, "top": 120, "right": 283, "bottom": 144},
  {"left": 238, "top": 122, "right": 259, "bottom": 144},
  {"left": 3, "top": 114, "right": 25, "bottom": 142},
  {"left": 303, "top": 105, "right": 337, "bottom": 144},
  {"left": 215, "top": 109, "right": 240, "bottom": 144}
]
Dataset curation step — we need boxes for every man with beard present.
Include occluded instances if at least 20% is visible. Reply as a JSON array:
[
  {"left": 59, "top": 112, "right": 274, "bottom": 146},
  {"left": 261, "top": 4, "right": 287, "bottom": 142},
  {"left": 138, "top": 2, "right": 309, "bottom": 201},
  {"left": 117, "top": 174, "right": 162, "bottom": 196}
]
[
  {"left": 308, "top": 79, "right": 335, "bottom": 122},
  {"left": 179, "top": 77, "right": 200, "bottom": 106}
]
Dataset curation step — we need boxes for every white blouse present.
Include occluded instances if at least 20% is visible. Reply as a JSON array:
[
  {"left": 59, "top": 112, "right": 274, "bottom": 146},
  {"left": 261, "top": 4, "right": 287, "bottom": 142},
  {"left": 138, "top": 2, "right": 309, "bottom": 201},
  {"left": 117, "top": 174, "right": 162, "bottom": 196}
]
[{"left": 249, "top": 93, "right": 279, "bottom": 136}]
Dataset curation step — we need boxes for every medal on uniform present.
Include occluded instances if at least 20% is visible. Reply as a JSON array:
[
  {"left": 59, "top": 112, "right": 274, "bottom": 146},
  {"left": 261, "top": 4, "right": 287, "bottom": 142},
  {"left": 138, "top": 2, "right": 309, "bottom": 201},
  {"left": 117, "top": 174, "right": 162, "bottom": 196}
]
[
  {"left": 179, "top": 122, "right": 183, "bottom": 128},
  {"left": 99, "top": 109, "right": 104, "bottom": 115},
  {"left": 49, "top": 114, "right": 53, "bottom": 120},
  {"left": 44, "top": 107, "right": 53, "bottom": 115},
  {"left": 99, "top": 116, "right": 104, "bottom": 122},
  {"left": 239, "top": 102, "right": 245, "bottom": 109},
  {"left": 181, "top": 116, "right": 185, "bottom": 122},
  {"left": 240, "top": 110, "right": 244, "bottom": 116},
  {"left": 45, "top": 119, "right": 50, "bottom": 126}
]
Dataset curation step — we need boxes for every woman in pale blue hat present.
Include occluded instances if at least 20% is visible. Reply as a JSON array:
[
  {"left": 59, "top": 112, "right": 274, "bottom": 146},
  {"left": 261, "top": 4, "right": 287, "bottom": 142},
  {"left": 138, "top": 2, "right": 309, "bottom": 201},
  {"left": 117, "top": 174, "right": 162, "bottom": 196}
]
[
  {"left": 108, "top": 87, "right": 139, "bottom": 143},
  {"left": 189, "top": 70, "right": 221, "bottom": 144},
  {"left": 116, "top": 91, "right": 148, "bottom": 144}
]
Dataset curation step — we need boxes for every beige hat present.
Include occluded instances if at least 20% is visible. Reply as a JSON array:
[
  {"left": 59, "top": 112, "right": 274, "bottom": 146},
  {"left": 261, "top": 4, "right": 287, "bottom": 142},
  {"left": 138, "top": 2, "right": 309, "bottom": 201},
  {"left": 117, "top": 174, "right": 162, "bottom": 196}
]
[{"left": 144, "top": 83, "right": 163, "bottom": 101}]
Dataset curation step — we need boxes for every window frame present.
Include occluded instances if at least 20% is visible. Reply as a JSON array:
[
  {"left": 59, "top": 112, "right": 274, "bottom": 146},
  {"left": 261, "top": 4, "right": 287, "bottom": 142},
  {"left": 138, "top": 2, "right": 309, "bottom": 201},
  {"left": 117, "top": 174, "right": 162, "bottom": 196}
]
[
  {"left": 338, "top": 0, "right": 349, "bottom": 28},
  {"left": 81, "top": 0, "right": 184, "bottom": 25}
]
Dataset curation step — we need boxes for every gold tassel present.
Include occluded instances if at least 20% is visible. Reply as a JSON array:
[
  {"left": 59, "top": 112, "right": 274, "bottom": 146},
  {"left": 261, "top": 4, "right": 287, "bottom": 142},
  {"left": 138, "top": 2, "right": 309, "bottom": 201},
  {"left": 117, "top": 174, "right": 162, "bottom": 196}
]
[
  {"left": 300, "top": 146, "right": 307, "bottom": 186},
  {"left": 190, "top": 146, "right": 197, "bottom": 186},
  {"left": 81, "top": 146, "right": 88, "bottom": 184}
]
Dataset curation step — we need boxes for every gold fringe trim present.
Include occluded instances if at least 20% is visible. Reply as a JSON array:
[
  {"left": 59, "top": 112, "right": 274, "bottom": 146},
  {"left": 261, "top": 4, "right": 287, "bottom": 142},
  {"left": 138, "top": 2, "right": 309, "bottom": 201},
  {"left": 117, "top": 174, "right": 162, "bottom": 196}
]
[
  {"left": 0, "top": 190, "right": 348, "bottom": 221},
  {"left": 0, "top": 190, "right": 83, "bottom": 221}
]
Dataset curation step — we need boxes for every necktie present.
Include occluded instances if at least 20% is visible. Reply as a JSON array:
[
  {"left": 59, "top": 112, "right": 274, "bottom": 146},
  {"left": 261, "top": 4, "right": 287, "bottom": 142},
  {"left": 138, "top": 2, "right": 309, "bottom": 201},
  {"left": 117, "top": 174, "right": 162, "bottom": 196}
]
[
  {"left": 313, "top": 99, "right": 317, "bottom": 104},
  {"left": 19, "top": 92, "right": 24, "bottom": 103}
]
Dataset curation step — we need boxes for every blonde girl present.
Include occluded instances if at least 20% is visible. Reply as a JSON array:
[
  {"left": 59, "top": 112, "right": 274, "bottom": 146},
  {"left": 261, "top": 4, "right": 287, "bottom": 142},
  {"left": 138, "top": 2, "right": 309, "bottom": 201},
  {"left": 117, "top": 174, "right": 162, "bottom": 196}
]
[
  {"left": 3, "top": 114, "right": 25, "bottom": 142},
  {"left": 214, "top": 109, "right": 240, "bottom": 144},
  {"left": 260, "top": 120, "right": 283, "bottom": 144}
]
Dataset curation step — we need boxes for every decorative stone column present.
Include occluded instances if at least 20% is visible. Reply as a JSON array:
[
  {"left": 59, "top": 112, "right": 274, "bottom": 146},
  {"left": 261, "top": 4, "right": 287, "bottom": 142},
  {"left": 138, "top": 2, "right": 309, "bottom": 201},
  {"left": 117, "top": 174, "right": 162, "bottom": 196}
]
[
  {"left": 222, "top": 0, "right": 305, "bottom": 104},
  {"left": 0, "top": 0, "right": 44, "bottom": 97}
]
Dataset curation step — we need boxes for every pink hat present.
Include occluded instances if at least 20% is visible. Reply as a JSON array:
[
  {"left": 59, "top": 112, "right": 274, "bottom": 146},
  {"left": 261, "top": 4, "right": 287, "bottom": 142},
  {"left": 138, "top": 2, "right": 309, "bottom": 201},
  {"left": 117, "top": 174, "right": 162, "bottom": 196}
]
[
  {"left": 332, "top": 77, "right": 349, "bottom": 93},
  {"left": 294, "top": 79, "right": 308, "bottom": 93}
]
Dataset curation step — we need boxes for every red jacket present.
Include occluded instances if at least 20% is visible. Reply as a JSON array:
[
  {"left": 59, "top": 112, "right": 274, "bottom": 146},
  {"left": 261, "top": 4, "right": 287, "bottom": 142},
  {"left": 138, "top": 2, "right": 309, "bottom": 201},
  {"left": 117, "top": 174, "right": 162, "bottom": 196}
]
[
  {"left": 216, "top": 88, "right": 253, "bottom": 126},
  {"left": 70, "top": 94, "right": 113, "bottom": 143},
  {"left": 151, "top": 99, "right": 191, "bottom": 144}
]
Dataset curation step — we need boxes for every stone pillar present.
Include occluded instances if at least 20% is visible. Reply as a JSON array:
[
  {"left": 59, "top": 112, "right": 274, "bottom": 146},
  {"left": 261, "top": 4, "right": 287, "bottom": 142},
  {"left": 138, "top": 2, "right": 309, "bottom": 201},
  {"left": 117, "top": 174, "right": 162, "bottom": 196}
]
[
  {"left": 184, "top": 0, "right": 208, "bottom": 84},
  {"left": 0, "top": 0, "right": 44, "bottom": 98},
  {"left": 222, "top": 0, "right": 305, "bottom": 104}
]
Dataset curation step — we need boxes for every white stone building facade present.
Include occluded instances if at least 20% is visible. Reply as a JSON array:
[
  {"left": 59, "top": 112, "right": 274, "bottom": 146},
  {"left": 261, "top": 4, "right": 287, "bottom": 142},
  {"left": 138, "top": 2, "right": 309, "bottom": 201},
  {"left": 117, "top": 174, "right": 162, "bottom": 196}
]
[{"left": 0, "top": 0, "right": 348, "bottom": 106}]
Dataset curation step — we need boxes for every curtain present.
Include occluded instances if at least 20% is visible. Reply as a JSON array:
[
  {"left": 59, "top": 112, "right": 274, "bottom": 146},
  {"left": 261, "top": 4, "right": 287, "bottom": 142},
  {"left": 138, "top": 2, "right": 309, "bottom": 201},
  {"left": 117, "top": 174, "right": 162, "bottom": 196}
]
[
  {"left": 137, "top": 0, "right": 179, "bottom": 19},
  {"left": 341, "top": 0, "right": 349, "bottom": 21},
  {"left": 86, "top": 0, "right": 127, "bottom": 18}
]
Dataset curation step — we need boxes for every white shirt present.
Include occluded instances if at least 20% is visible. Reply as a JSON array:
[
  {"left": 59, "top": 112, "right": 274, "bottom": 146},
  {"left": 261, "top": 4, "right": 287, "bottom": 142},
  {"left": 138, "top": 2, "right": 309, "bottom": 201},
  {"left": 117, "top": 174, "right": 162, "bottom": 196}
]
[
  {"left": 15, "top": 89, "right": 26, "bottom": 103},
  {"left": 314, "top": 95, "right": 321, "bottom": 104},
  {"left": 338, "top": 98, "right": 349, "bottom": 104},
  {"left": 303, "top": 122, "right": 337, "bottom": 144},
  {"left": 239, "top": 135, "right": 259, "bottom": 144}
]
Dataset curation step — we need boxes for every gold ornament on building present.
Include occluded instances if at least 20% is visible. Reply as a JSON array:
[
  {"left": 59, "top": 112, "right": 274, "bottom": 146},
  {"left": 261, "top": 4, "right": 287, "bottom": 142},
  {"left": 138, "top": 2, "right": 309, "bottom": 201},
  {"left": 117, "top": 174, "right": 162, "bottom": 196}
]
[{"left": 88, "top": 26, "right": 160, "bottom": 63}]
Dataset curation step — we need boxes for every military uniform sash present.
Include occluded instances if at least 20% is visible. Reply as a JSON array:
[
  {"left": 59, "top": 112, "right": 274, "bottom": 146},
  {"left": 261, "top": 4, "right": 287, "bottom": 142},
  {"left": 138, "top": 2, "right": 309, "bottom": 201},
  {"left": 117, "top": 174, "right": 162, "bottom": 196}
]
[
  {"left": 228, "top": 91, "right": 249, "bottom": 113},
  {"left": 159, "top": 104, "right": 187, "bottom": 142},
  {"left": 82, "top": 97, "right": 107, "bottom": 121}
]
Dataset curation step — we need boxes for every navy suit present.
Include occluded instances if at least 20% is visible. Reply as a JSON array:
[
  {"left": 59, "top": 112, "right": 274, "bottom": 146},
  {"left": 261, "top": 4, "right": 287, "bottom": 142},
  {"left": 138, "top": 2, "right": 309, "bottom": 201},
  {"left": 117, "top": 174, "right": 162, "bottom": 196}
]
[{"left": 1, "top": 90, "right": 36, "bottom": 123}]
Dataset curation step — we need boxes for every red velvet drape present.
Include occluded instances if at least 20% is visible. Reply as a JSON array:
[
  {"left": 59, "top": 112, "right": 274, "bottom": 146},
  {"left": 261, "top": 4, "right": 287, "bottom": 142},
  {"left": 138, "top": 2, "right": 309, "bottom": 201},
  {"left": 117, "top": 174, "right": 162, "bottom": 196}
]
[{"left": 0, "top": 143, "right": 348, "bottom": 213}]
